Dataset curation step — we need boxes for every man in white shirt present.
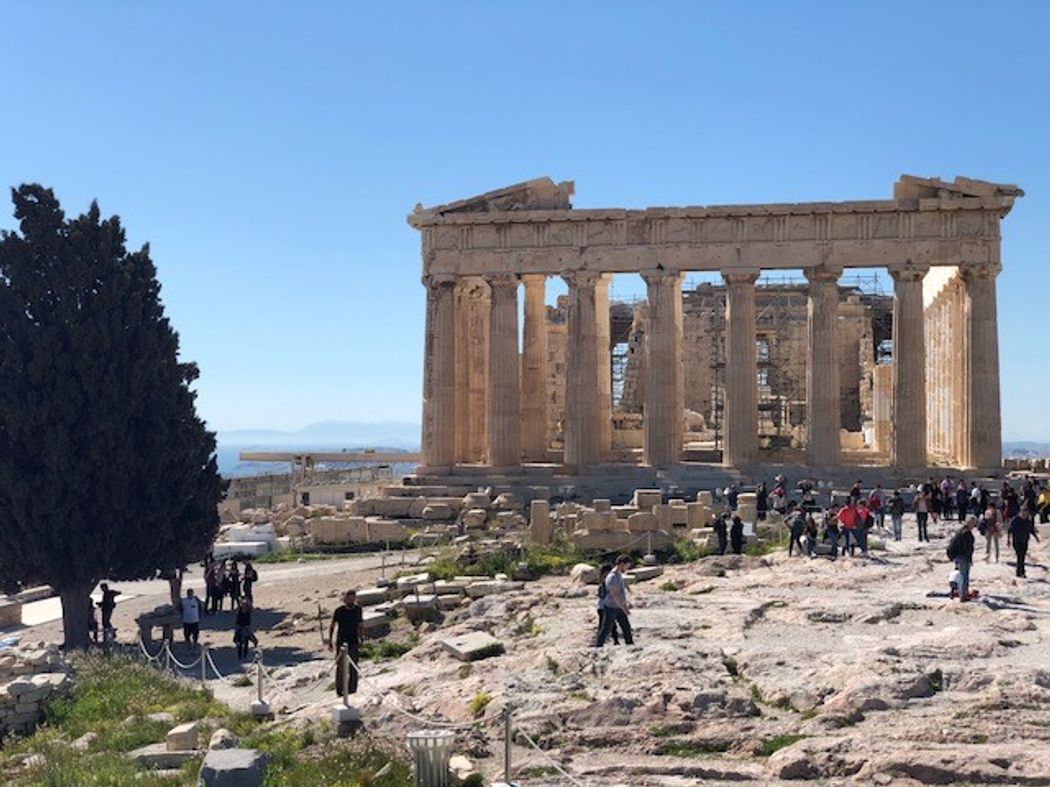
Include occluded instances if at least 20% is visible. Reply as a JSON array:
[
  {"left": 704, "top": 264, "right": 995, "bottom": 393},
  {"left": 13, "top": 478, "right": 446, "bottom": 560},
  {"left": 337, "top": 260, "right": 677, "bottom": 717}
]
[{"left": 180, "top": 589, "right": 203, "bottom": 645}]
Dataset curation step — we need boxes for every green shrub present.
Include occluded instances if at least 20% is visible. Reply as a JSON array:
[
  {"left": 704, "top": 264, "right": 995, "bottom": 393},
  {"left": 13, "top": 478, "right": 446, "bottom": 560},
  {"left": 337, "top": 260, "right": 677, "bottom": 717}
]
[
  {"left": 468, "top": 692, "right": 492, "bottom": 718},
  {"left": 758, "top": 734, "right": 806, "bottom": 757}
]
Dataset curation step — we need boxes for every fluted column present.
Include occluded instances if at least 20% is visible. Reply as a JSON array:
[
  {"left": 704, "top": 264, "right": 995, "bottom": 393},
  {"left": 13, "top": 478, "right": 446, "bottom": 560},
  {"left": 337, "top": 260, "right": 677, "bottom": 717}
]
[
  {"left": 562, "top": 270, "right": 601, "bottom": 468},
  {"left": 595, "top": 274, "right": 613, "bottom": 458},
  {"left": 961, "top": 262, "right": 1002, "bottom": 469},
  {"left": 454, "top": 278, "right": 489, "bottom": 463},
  {"left": 421, "top": 275, "right": 457, "bottom": 469},
  {"left": 723, "top": 270, "right": 759, "bottom": 466},
  {"left": 805, "top": 266, "right": 841, "bottom": 466},
  {"left": 643, "top": 269, "right": 683, "bottom": 467},
  {"left": 890, "top": 264, "right": 929, "bottom": 468},
  {"left": 485, "top": 274, "right": 521, "bottom": 468},
  {"left": 520, "top": 274, "right": 549, "bottom": 462}
]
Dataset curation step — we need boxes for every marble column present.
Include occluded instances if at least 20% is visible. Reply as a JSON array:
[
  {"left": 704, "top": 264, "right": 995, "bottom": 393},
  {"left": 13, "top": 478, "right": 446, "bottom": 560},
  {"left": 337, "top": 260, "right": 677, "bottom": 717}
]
[
  {"left": 643, "top": 269, "right": 683, "bottom": 467},
  {"left": 595, "top": 275, "right": 613, "bottom": 459},
  {"left": 722, "top": 270, "right": 759, "bottom": 467},
  {"left": 805, "top": 267, "right": 841, "bottom": 466},
  {"left": 421, "top": 275, "right": 457, "bottom": 469},
  {"left": 890, "top": 264, "right": 929, "bottom": 468},
  {"left": 961, "top": 262, "right": 1002, "bottom": 469},
  {"left": 520, "top": 274, "right": 549, "bottom": 462},
  {"left": 485, "top": 274, "right": 521, "bottom": 468},
  {"left": 454, "top": 278, "right": 489, "bottom": 463},
  {"left": 563, "top": 270, "right": 601, "bottom": 468}
]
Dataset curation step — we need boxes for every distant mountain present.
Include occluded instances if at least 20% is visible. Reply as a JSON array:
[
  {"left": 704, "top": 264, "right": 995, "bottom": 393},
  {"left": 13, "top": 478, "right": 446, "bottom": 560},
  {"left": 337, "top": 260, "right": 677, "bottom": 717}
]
[
  {"left": 1003, "top": 441, "right": 1050, "bottom": 457},
  {"left": 216, "top": 420, "right": 421, "bottom": 477}
]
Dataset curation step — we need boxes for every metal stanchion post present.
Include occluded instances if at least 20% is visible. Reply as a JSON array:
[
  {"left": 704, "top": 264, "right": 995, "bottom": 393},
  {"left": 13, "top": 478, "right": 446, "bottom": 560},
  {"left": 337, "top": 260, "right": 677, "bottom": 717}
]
[
  {"left": 201, "top": 645, "right": 208, "bottom": 688},
  {"left": 503, "top": 704, "right": 513, "bottom": 782},
  {"left": 341, "top": 645, "right": 350, "bottom": 707},
  {"left": 251, "top": 649, "right": 270, "bottom": 719}
]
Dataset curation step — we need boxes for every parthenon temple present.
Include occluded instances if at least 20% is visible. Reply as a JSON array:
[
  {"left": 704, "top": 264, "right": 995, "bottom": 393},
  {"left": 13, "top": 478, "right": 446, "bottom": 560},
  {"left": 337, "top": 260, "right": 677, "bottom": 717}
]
[{"left": 409, "top": 175, "right": 1022, "bottom": 480}]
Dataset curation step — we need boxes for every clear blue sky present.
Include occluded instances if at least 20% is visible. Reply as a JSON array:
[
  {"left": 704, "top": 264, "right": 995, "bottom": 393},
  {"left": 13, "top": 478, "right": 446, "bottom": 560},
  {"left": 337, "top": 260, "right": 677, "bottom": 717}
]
[{"left": 2, "top": 2, "right": 1047, "bottom": 440}]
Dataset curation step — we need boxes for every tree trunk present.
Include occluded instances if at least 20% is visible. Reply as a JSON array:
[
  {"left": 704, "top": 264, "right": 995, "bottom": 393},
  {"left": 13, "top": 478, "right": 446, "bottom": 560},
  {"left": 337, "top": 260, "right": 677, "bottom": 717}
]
[{"left": 59, "top": 583, "right": 94, "bottom": 650}]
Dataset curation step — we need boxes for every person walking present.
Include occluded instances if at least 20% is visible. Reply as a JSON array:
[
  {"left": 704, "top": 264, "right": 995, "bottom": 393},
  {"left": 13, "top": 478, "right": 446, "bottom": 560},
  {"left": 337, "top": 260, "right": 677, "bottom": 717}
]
[
  {"left": 212, "top": 562, "right": 227, "bottom": 614},
  {"left": 226, "top": 562, "right": 242, "bottom": 610},
  {"left": 868, "top": 484, "right": 885, "bottom": 531},
  {"left": 837, "top": 503, "right": 858, "bottom": 557},
  {"left": 202, "top": 554, "right": 216, "bottom": 615},
  {"left": 594, "top": 564, "right": 620, "bottom": 646},
  {"left": 234, "top": 598, "right": 256, "bottom": 660},
  {"left": 328, "top": 590, "right": 364, "bottom": 697},
  {"left": 947, "top": 517, "right": 977, "bottom": 602},
  {"left": 956, "top": 480, "right": 969, "bottom": 523},
  {"left": 889, "top": 490, "right": 905, "bottom": 542},
  {"left": 180, "top": 588, "right": 203, "bottom": 645},
  {"left": 595, "top": 556, "right": 634, "bottom": 647},
  {"left": 1007, "top": 506, "right": 1040, "bottom": 579},
  {"left": 981, "top": 506, "right": 1001, "bottom": 563},
  {"left": 729, "top": 515, "right": 745, "bottom": 555}
]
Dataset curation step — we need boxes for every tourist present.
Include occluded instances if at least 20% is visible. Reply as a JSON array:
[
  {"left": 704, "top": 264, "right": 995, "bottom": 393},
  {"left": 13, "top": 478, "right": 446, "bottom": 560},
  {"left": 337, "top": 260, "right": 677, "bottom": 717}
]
[
  {"left": 98, "top": 583, "right": 121, "bottom": 635},
  {"left": 328, "top": 590, "right": 364, "bottom": 696},
  {"left": 956, "top": 480, "right": 969, "bottom": 523},
  {"left": 225, "top": 562, "right": 242, "bottom": 610},
  {"left": 837, "top": 503, "right": 858, "bottom": 557},
  {"left": 234, "top": 598, "right": 256, "bottom": 660},
  {"left": 211, "top": 562, "right": 227, "bottom": 614},
  {"left": 804, "top": 515, "right": 819, "bottom": 558},
  {"left": 868, "top": 484, "right": 885, "bottom": 531},
  {"left": 771, "top": 479, "right": 787, "bottom": 517},
  {"left": 596, "top": 556, "right": 634, "bottom": 647},
  {"left": 713, "top": 513, "right": 728, "bottom": 556},
  {"left": 1007, "top": 506, "right": 1040, "bottom": 579},
  {"left": 980, "top": 506, "right": 1001, "bottom": 563},
  {"left": 940, "top": 477, "right": 954, "bottom": 521},
  {"left": 927, "top": 477, "right": 942, "bottom": 524},
  {"left": 180, "top": 588, "right": 202, "bottom": 645},
  {"left": 855, "top": 500, "right": 871, "bottom": 557},
  {"left": 1038, "top": 484, "right": 1050, "bottom": 524},
  {"left": 1023, "top": 479, "right": 1038, "bottom": 521},
  {"left": 822, "top": 508, "right": 840, "bottom": 559},
  {"left": 725, "top": 484, "right": 739, "bottom": 511},
  {"left": 888, "top": 490, "right": 905, "bottom": 541},
  {"left": 756, "top": 482, "right": 768, "bottom": 521},
  {"left": 914, "top": 488, "right": 930, "bottom": 542},
  {"left": 946, "top": 517, "right": 977, "bottom": 602},
  {"left": 242, "top": 561, "right": 258, "bottom": 604},
  {"left": 1002, "top": 483, "right": 1021, "bottom": 520},
  {"left": 849, "top": 480, "right": 863, "bottom": 505},
  {"left": 729, "top": 515, "right": 745, "bottom": 555},
  {"left": 594, "top": 564, "right": 619, "bottom": 646},
  {"left": 788, "top": 505, "right": 806, "bottom": 557}
]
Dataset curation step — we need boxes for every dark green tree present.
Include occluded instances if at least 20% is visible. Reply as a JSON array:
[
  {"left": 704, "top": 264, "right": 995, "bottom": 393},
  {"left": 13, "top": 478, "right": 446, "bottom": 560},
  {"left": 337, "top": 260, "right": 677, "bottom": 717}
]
[{"left": 0, "top": 185, "right": 225, "bottom": 648}]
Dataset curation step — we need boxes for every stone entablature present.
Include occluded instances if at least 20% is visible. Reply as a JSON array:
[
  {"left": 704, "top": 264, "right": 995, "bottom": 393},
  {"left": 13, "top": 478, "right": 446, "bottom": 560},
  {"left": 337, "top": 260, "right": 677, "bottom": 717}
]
[{"left": 410, "top": 176, "right": 1020, "bottom": 277}]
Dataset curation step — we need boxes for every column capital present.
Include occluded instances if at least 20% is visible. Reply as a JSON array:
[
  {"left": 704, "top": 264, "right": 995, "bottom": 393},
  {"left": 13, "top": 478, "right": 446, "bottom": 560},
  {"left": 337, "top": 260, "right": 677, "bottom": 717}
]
[
  {"left": 422, "top": 273, "right": 457, "bottom": 289},
  {"left": 521, "top": 273, "right": 547, "bottom": 287},
  {"left": 560, "top": 269, "right": 601, "bottom": 289},
  {"left": 958, "top": 261, "right": 1002, "bottom": 281},
  {"left": 640, "top": 268, "right": 682, "bottom": 287},
  {"left": 483, "top": 272, "right": 519, "bottom": 290},
  {"left": 803, "top": 265, "right": 842, "bottom": 283},
  {"left": 888, "top": 263, "right": 929, "bottom": 283},
  {"left": 722, "top": 269, "right": 760, "bottom": 286}
]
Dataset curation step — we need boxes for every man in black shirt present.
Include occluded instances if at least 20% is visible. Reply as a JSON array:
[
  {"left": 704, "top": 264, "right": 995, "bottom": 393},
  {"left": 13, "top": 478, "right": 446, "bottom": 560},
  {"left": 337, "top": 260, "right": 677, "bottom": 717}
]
[
  {"left": 328, "top": 590, "right": 363, "bottom": 697},
  {"left": 1008, "top": 507, "right": 1040, "bottom": 578},
  {"left": 98, "top": 583, "right": 121, "bottom": 635}
]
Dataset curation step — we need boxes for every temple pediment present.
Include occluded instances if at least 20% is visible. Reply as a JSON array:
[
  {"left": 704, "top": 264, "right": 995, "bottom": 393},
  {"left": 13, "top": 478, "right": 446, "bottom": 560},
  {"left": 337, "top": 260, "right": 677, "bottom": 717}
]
[{"left": 410, "top": 177, "right": 574, "bottom": 223}]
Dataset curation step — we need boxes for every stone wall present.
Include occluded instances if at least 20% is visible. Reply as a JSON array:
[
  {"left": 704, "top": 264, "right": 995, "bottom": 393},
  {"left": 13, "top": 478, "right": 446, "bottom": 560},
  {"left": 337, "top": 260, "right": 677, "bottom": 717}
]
[{"left": 0, "top": 645, "right": 70, "bottom": 737}]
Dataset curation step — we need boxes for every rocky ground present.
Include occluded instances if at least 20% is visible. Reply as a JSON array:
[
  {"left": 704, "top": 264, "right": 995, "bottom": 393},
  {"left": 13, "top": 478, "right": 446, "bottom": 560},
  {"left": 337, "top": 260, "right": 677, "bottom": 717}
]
[{"left": 25, "top": 515, "right": 1050, "bottom": 785}]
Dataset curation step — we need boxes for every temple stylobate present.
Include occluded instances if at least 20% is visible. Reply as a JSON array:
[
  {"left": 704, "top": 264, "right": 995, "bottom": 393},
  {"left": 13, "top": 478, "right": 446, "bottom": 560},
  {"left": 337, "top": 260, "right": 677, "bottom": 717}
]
[{"left": 409, "top": 175, "right": 1022, "bottom": 475}]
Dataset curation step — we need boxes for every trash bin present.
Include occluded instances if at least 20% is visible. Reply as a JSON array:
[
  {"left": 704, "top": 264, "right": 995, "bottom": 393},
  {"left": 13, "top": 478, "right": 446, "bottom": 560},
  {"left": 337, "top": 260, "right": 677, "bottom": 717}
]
[{"left": 407, "top": 729, "right": 455, "bottom": 787}]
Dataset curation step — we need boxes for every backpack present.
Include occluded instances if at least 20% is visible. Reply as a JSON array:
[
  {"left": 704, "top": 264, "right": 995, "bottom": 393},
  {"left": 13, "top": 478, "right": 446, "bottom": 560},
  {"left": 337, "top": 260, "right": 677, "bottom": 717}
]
[{"left": 946, "top": 531, "right": 962, "bottom": 561}]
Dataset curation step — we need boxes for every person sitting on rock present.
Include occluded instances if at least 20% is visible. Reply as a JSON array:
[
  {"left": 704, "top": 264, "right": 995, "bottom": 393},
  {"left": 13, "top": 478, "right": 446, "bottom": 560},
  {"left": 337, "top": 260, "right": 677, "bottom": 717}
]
[
  {"left": 595, "top": 564, "right": 619, "bottom": 646},
  {"left": 730, "top": 516, "right": 745, "bottom": 555}
]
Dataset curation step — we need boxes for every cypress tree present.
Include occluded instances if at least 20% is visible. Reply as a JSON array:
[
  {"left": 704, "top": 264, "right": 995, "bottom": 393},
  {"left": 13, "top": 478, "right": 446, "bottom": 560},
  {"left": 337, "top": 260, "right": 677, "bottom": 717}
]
[{"left": 0, "top": 185, "right": 225, "bottom": 648}]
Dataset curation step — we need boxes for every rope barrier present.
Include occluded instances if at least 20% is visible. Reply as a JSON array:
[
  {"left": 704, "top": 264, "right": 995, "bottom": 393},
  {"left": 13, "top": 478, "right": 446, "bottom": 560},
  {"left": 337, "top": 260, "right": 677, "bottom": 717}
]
[
  {"left": 205, "top": 649, "right": 226, "bottom": 681},
  {"left": 137, "top": 636, "right": 164, "bottom": 663},
  {"left": 516, "top": 726, "right": 586, "bottom": 787},
  {"left": 165, "top": 644, "right": 203, "bottom": 671}
]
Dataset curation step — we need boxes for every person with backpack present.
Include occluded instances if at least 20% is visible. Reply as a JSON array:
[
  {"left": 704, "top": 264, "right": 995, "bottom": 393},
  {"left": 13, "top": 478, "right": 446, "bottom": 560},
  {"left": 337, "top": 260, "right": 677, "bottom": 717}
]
[
  {"left": 595, "top": 556, "right": 634, "bottom": 647},
  {"left": 980, "top": 506, "right": 1001, "bottom": 563},
  {"left": 1007, "top": 506, "right": 1040, "bottom": 578},
  {"left": 787, "top": 505, "right": 806, "bottom": 557},
  {"left": 947, "top": 517, "right": 977, "bottom": 601},
  {"left": 594, "top": 564, "right": 619, "bottom": 646}
]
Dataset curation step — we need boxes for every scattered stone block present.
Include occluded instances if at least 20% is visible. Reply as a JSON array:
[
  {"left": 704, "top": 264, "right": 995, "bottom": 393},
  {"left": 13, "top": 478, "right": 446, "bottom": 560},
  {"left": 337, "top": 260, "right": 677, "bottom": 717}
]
[
  {"left": 626, "top": 566, "right": 664, "bottom": 582},
  {"left": 198, "top": 748, "right": 269, "bottom": 787},
  {"left": 422, "top": 503, "right": 454, "bottom": 520},
  {"left": 529, "top": 499, "right": 552, "bottom": 544},
  {"left": 209, "top": 729, "right": 239, "bottom": 750},
  {"left": 570, "top": 563, "right": 598, "bottom": 584},
  {"left": 592, "top": 499, "right": 612, "bottom": 513},
  {"left": 167, "top": 721, "right": 199, "bottom": 752},
  {"left": 632, "top": 489, "right": 662, "bottom": 511},
  {"left": 627, "top": 512, "right": 658, "bottom": 533},
  {"left": 493, "top": 492, "right": 523, "bottom": 510},
  {"left": 439, "top": 632, "right": 505, "bottom": 662},
  {"left": 131, "top": 742, "right": 199, "bottom": 770},
  {"left": 72, "top": 731, "right": 97, "bottom": 751},
  {"left": 463, "top": 492, "right": 491, "bottom": 510},
  {"left": 462, "top": 508, "right": 488, "bottom": 529},
  {"left": 464, "top": 580, "right": 524, "bottom": 598}
]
